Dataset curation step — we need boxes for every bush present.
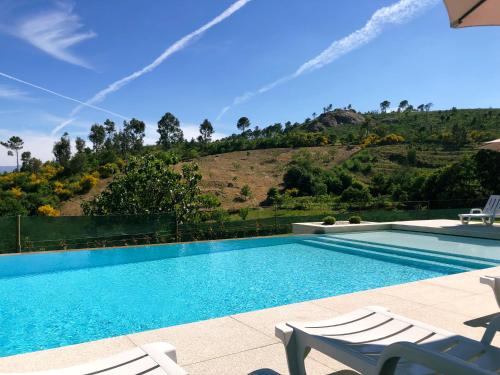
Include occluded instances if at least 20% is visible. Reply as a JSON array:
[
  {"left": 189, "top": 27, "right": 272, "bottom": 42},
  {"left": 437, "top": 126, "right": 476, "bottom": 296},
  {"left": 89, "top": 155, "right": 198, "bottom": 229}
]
[
  {"left": 37, "top": 204, "right": 60, "bottom": 217},
  {"left": 78, "top": 175, "right": 98, "bottom": 194},
  {"left": 238, "top": 207, "right": 249, "bottom": 220},
  {"left": 340, "top": 185, "right": 372, "bottom": 204},
  {"left": 240, "top": 184, "right": 252, "bottom": 201},
  {"left": 349, "top": 216, "right": 361, "bottom": 224},
  {"left": 98, "top": 163, "right": 119, "bottom": 178},
  {"left": 322, "top": 216, "right": 336, "bottom": 225}
]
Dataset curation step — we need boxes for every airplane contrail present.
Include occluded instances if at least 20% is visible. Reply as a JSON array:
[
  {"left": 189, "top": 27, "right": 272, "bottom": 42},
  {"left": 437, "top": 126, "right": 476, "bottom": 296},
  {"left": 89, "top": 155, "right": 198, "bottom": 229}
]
[
  {"left": 56, "top": 0, "right": 252, "bottom": 134},
  {"left": 0, "top": 71, "right": 129, "bottom": 120},
  {"left": 217, "top": 0, "right": 440, "bottom": 120}
]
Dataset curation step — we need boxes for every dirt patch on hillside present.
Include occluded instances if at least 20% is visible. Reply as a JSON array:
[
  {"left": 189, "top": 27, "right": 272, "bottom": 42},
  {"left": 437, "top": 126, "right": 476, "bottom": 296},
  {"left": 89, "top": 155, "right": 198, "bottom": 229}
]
[
  {"left": 192, "top": 146, "right": 358, "bottom": 208},
  {"left": 59, "top": 177, "right": 112, "bottom": 216}
]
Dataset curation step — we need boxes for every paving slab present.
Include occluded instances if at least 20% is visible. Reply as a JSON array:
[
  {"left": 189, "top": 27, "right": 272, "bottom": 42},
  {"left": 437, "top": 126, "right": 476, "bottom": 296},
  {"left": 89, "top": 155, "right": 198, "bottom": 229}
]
[
  {"left": 182, "top": 343, "right": 340, "bottom": 375},
  {"left": 0, "top": 336, "right": 136, "bottom": 372},
  {"left": 231, "top": 301, "right": 337, "bottom": 338},
  {"left": 127, "top": 316, "right": 277, "bottom": 366}
]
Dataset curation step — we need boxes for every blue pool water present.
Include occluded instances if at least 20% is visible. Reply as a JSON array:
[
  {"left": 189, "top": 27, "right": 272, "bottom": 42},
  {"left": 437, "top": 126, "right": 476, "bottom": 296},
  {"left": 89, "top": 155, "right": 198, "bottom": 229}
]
[{"left": 0, "top": 231, "right": 498, "bottom": 357}]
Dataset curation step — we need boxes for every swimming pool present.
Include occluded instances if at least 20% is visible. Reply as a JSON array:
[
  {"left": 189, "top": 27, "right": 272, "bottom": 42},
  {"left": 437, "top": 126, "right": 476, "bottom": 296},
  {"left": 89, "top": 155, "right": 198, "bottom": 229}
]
[{"left": 0, "top": 230, "right": 498, "bottom": 357}]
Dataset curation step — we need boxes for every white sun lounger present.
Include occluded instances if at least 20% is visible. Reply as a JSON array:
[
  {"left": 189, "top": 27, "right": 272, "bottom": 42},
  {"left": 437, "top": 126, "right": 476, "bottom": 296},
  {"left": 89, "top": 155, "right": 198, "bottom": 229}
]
[
  {"left": 459, "top": 195, "right": 500, "bottom": 226},
  {"left": 481, "top": 275, "right": 500, "bottom": 307},
  {"left": 276, "top": 306, "right": 500, "bottom": 375},
  {"left": 2, "top": 342, "right": 187, "bottom": 375}
]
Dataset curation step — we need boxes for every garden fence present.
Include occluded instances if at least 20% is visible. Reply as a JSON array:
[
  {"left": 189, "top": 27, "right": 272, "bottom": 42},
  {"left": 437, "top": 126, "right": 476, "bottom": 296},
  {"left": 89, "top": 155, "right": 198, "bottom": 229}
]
[{"left": 0, "top": 198, "right": 486, "bottom": 254}]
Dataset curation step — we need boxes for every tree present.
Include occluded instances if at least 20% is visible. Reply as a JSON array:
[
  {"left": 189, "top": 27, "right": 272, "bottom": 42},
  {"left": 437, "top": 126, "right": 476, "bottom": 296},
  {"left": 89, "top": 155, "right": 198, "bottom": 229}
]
[
  {"left": 1, "top": 136, "right": 23, "bottom": 171},
  {"left": 380, "top": 100, "right": 391, "bottom": 114},
  {"left": 237, "top": 117, "right": 251, "bottom": 133},
  {"left": 474, "top": 150, "right": 500, "bottom": 194},
  {"left": 120, "top": 118, "right": 145, "bottom": 154},
  {"left": 199, "top": 119, "right": 214, "bottom": 144},
  {"left": 82, "top": 154, "right": 215, "bottom": 222},
  {"left": 75, "top": 137, "right": 86, "bottom": 153},
  {"left": 53, "top": 132, "right": 72, "bottom": 167},
  {"left": 398, "top": 100, "right": 409, "bottom": 112},
  {"left": 103, "top": 119, "right": 116, "bottom": 149},
  {"left": 157, "top": 112, "right": 184, "bottom": 148},
  {"left": 89, "top": 124, "right": 106, "bottom": 151},
  {"left": 20, "top": 151, "right": 42, "bottom": 173}
]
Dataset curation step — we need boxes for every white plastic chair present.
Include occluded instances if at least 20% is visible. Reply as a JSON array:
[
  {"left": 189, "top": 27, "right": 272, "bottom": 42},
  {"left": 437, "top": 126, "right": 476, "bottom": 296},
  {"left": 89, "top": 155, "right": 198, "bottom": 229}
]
[
  {"left": 276, "top": 306, "right": 500, "bottom": 375},
  {"left": 2, "top": 342, "right": 187, "bottom": 375},
  {"left": 459, "top": 195, "right": 500, "bottom": 226}
]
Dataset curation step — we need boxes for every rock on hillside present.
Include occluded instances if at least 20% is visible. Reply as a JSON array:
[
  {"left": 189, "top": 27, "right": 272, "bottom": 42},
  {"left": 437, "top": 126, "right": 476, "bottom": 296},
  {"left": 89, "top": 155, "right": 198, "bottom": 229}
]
[{"left": 307, "top": 109, "right": 365, "bottom": 131}]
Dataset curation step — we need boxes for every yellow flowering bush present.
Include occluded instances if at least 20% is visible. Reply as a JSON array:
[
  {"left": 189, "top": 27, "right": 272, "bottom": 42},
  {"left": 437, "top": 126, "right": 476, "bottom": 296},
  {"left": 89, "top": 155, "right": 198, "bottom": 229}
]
[
  {"left": 40, "top": 164, "right": 63, "bottom": 180},
  {"left": 53, "top": 181, "right": 72, "bottom": 200},
  {"left": 78, "top": 175, "right": 98, "bottom": 194},
  {"left": 360, "top": 134, "right": 381, "bottom": 148},
  {"left": 37, "top": 204, "right": 60, "bottom": 217},
  {"left": 10, "top": 186, "right": 23, "bottom": 199}
]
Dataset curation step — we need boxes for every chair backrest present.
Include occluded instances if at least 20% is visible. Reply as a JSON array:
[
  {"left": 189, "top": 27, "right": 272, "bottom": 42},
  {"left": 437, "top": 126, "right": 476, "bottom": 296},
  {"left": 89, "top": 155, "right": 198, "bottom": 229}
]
[{"left": 484, "top": 195, "right": 500, "bottom": 215}]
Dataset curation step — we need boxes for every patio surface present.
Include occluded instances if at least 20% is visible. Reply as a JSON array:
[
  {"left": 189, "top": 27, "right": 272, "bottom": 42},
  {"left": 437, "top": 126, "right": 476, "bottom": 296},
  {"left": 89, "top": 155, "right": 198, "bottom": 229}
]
[
  {"left": 293, "top": 219, "right": 500, "bottom": 240},
  {"left": 0, "top": 266, "right": 499, "bottom": 375}
]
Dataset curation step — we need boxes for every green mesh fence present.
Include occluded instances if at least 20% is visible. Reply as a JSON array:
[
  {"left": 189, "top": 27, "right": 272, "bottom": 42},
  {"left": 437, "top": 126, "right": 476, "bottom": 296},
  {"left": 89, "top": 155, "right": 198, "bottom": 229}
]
[
  {"left": 0, "top": 206, "right": 466, "bottom": 254},
  {"left": 0, "top": 216, "right": 16, "bottom": 253}
]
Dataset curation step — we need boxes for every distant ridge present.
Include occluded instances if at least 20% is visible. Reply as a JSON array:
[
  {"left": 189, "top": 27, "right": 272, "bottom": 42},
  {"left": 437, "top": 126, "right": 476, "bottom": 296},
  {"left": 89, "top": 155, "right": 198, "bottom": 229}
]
[{"left": 0, "top": 166, "right": 15, "bottom": 173}]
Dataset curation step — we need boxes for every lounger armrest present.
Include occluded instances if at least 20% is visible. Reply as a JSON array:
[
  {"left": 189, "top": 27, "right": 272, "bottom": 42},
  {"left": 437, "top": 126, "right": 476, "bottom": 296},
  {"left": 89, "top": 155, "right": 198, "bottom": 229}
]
[
  {"left": 376, "top": 342, "right": 491, "bottom": 375},
  {"left": 480, "top": 276, "right": 498, "bottom": 288},
  {"left": 275, "top": 322, "right": 294, "bottom": 346},
  {"left": 141, "top": 343, "right": 188, "bottom": 375},
  {"left": 470, "top": 208, "right": 483, "bottom": 214},
  {"left": 481, "top": 314, "right": 500, "bottom": 345}
]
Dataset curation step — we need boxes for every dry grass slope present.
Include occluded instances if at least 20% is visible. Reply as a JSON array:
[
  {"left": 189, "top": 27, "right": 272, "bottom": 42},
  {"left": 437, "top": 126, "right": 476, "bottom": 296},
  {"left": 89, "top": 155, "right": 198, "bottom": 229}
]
[{"left": 193, "top": 146, "right": 359, "bottom": 208}]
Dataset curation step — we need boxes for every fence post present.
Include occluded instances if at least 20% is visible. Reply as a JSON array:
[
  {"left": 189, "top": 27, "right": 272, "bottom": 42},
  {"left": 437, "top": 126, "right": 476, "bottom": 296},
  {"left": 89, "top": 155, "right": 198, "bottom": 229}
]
[{"left": 16, "top": 215, "right": 21, "bottom": 253}]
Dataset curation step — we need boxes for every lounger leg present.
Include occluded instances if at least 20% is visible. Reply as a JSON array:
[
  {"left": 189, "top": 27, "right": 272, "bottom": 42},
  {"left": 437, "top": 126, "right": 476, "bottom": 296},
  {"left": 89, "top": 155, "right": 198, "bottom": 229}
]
[
  {"left": 282, "top": 335, "right": 310, "bottom": 375},
  {"left": 276, "top": 323, "right": 311, "bottom": 375}
]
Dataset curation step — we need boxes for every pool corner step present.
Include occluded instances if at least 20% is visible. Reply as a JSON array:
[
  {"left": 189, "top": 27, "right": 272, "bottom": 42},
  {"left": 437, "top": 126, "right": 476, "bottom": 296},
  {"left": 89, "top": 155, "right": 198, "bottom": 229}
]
[
  {"left": 301, "top": 239, "right": 474, "bottom": 274},
  {"left": 313, "top": 236, "right": 499, "bottom": 270}
]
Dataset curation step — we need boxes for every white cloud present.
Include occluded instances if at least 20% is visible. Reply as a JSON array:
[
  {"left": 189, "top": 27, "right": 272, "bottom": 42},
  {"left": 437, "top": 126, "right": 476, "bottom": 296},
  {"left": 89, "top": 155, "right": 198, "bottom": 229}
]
[
  {"left": 0, "top": 128, "right": 58, "bottom": 164},
  {"left": 218, "top": 0, "right": 440, "bottom": 119},
  {"left": 8, "top": 1, "right": 96, "bottom": 68},
  {"left": 144, "top": 122, "right": 227, "bottom": 145},
  {"left": 0, "top": 84, "right": 29, "bottom": 100},
  {"left": 65, "top": 0, "right": 252, "bottom": 125}
]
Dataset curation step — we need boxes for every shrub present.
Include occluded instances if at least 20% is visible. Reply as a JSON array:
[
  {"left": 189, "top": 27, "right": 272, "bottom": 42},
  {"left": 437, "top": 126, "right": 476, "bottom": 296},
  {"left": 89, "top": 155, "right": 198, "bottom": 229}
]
[
  {"left": 9, "top": 186, "right": 23, "bottom": 199},
  {"left": 340, "top": 185, "right": 372, "bottom": 204},
  {"left": 37, "top": 204, "right": 60, "bottom": 217},
  {"left": 322, "top": 216, "right": 336, "bottom": 225},
  {"left": 240, "top": 184, "right": 252, "bottom": 201},
  {"left": 349, "top": 216, "right": 362, "bottom": 224},
  {"left": 98, "top": 163, "right": 119, "bottom": 178},
  {"left": 53, "top": 181, "right": 72, "bottom": 200},
  {"left": 78, "top": 175, "right": 98, "bottom": 194},
  {"left": 266, "top": 187, "right": 282, "bottom": 205},
  {"left": 238, "top": 207, "right": 250, "bottom": 220}
]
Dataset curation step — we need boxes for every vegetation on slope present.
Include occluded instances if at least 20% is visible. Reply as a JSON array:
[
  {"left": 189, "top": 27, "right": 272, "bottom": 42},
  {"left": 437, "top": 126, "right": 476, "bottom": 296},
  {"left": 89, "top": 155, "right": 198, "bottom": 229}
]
[{"left": 1, "top": 100, "right": 499, "bottom": 218}]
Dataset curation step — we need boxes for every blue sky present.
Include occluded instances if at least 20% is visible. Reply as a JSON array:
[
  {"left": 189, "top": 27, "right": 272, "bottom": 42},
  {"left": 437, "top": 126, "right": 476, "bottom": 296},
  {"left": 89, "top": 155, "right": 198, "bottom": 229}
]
[{"left": 1, "top": 0, "right": 500, "bottom": 164}]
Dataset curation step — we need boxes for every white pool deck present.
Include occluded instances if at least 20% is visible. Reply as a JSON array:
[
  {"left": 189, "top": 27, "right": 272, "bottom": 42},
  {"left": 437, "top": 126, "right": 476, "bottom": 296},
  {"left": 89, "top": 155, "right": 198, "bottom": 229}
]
[{"left": 0, "top": 220, "right": 499, "bottom": 375}]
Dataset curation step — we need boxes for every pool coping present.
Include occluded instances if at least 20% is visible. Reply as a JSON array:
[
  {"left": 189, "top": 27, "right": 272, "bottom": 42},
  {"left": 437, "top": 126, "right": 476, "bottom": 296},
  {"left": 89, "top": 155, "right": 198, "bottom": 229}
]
[{"left": 293, "top": 219, "right": 500, "bottom": 240}]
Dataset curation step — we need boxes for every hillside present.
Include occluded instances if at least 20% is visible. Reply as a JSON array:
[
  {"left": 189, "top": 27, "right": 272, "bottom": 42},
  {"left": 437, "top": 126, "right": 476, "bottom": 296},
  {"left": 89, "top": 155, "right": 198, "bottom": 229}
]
[
  {"left": 192, "top": 146, "right": 359, "bottom": 207},
  {"left": 2, "top": 106, "right": 499, "bottom": 217},
  {"left": 57, "top": 143, "right": 482, "bottom": 214},
  {"left": 59, "top": 177, "right": 112, "bottom": 216}
]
